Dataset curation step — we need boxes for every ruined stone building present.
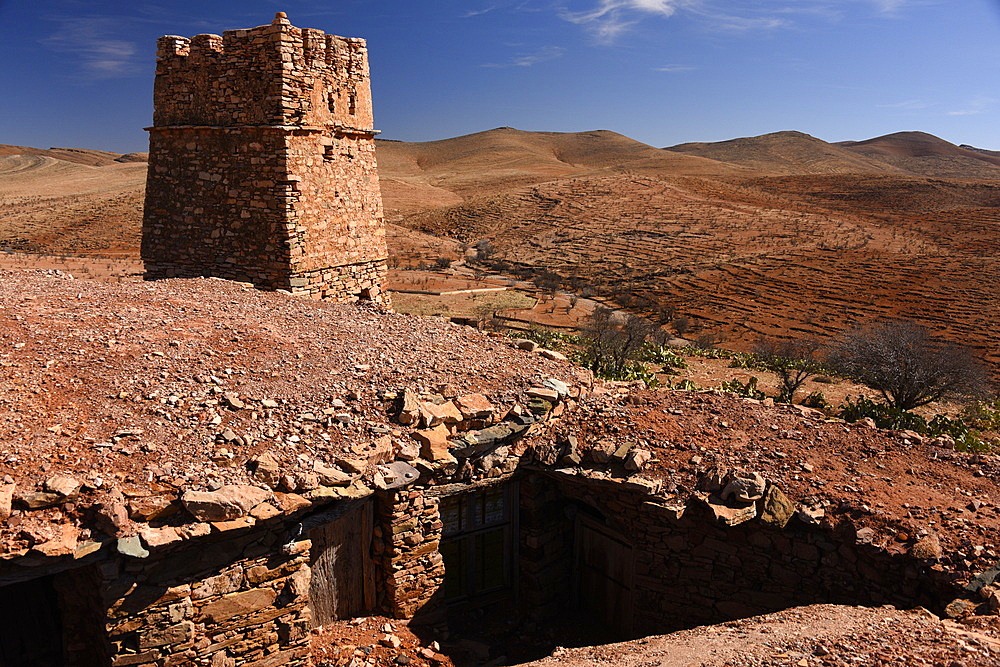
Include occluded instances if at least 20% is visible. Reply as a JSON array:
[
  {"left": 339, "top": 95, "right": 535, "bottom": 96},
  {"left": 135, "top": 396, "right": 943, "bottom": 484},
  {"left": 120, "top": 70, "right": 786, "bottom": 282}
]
[
  {"left": 141, "top": 13, "right": 389, "bottom": 304},
  {"left": 1, "top": 267, "right": 996, "bottom": 666},
  {"left": 0, "top": 13, "right": 997, "bottom": 667}
]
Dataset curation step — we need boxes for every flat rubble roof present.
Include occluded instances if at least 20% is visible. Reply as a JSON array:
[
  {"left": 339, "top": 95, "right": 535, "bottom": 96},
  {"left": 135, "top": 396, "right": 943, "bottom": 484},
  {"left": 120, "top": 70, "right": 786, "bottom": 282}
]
[{"left": 0, "top": 270, "right": 587, "bottom": 556}]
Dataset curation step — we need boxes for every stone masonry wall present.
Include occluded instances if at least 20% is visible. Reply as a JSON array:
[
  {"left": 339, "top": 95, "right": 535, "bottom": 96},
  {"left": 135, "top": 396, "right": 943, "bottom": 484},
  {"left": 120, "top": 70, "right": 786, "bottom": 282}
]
[
  {"left": 520, "top": 470, "right": 961, "bottom": 639},
  {"left": 103, "top": 524, "right": 312, "bottom": 666},
  {"left": 142, "top": 127, "right": 292, "bottom": 287},
  {"left": 375, "top": 489, "right": 446, "bottom": 619},
  {"left": 142, "top": 13, "right": 388, "bottom": 305}
]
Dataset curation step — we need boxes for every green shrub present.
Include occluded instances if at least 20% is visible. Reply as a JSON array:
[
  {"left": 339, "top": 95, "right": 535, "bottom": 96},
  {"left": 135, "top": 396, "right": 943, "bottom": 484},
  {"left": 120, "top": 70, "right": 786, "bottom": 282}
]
[
  {"left": 512, "top": 326, "right": 579, "bottom": 351},
  {"left": 802, "top": 391, "right": 830, "bottom": 410},
  {"left": 571, "top": 350, "right": 660, "bottom": 387},
  {"left": 961, "top": 397, "right": 1000, "bottom": 431},
  {"left": 838, "top": 396, "right": 928, "bottom": 431},
  {"left": 680, "top": 345, "right": 733, "bottom": 360},
  {"left": 666, "top": 378, "right": 699, "bottom": 391},
  {"left": 637, "top": 343, "right": 688, "bottom": 369},
  {"left": 720, "top": 376, "right": 766, "bottom": 400},
  {"left": 838, "top": 396, "right": 996, "bottom": 453},
  {"left": 727, "top": 352, "right": 769, "bottom": 372}
]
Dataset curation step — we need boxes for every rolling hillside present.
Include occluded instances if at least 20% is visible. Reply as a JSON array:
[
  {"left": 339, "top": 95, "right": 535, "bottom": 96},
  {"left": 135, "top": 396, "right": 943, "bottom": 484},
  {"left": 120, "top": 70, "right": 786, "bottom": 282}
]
[
  {"left": 666, "top": 131, "right": 904, "bottom": 175},
  {"left": 1, "top": 127, "right": 998, "bottom": 372},
  {"left": 837, "top": 131, "right": 1000, "bottom": 179},
  {"left": 376, "top": 127, "right": 744, "bottom": 221}
]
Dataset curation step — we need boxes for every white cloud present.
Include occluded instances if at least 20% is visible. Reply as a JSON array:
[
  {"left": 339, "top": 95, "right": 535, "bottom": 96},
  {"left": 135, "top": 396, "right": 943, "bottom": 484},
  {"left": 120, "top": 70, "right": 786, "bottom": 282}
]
[
  {"left": 870, "top": 0, "right": 907, "bottom": 15},
  {"left": 947, "top": 97, "right": 994, "bottom": 117},
  {"left": 463, "top": 5, "right": 501, "bottom": 18},
  {"left": 654, "top": 64, "right": 696, "bottom": 72},
  {"left": 42, "top": 16, "right": 139, "bottom": 79},
  {"left": 561, "top": 0, "right": 794, "bottom": 42},
  {"left": 482, "top": 46, "right": 566, "bottom": 67},
  {"left": 877, "top": 99, "right": 933, "bottom": 110},
  {"left": 562, "top": 0, "right": 691, "bottom": 43}
]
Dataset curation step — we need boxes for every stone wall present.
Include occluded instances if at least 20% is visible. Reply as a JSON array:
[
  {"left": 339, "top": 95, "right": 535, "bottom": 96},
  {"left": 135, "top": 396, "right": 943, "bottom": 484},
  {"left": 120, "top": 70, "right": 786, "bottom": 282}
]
[
  {"left": 375, "top": 489, "right": 446, "bottom": 619},
  {"left": 142, "top": 13, "right": 388, "bottom": 305},
  {"left": 519, "top": 470, "right": 961, "bottom": 639},
  {"left": 103, "top": 523, "right": 312, "bottom": 666}
]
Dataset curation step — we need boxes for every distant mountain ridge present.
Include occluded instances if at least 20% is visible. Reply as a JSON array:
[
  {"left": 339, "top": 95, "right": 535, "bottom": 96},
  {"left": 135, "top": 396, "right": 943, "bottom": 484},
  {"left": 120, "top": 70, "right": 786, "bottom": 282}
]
[
  {"left": 959, "top": 144, "right": 1000, "bottom": 158},
  {"left": 5, "top": 126, "right": 998, "bottom": 180},
  {"left": 0, "top": 144, "right": 147, "bottom": 167},
  {"left": 668, "top": 130, "right": 1000, "bottom": 179}
]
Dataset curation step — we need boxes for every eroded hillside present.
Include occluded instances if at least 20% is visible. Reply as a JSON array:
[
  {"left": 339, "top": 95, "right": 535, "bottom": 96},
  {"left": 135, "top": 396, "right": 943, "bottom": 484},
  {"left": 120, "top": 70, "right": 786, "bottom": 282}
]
[{"left": 1, "top": 127, "right": 998, "bottom": 373}]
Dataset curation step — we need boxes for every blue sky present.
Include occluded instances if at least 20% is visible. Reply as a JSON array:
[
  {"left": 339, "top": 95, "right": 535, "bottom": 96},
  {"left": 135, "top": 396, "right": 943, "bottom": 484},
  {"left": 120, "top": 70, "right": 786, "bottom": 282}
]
[{"left": 0, "top": 0, "right": 998, "bottom": 153}]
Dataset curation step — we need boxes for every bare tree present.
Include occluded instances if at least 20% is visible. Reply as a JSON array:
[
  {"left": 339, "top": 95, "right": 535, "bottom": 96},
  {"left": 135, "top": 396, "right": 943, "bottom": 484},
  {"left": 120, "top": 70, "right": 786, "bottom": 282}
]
[
  {"left": 473, "top": 240, "right": 495, "bottom": 262},
  {"left": 753, "top": 337, "right": 822, "bottom": 403},
  {"left": 580, "top": 306, "right": 654, "bottom": 378},
  {"left": 532, "top": 271, "right": 562, "bottom": 297},
  {"left": 672, "top": 316, "right": 691, "bottom": 337},
  {"left": 831, "top": 320, "right": 988, "bottom": 411}
]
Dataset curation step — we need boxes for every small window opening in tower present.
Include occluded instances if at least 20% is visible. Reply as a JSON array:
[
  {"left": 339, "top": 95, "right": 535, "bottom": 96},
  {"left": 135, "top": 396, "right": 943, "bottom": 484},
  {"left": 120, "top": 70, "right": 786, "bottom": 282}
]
[
  {"left": 348, "top": 92, "right": 357, "bottom": 115},
  {"left": 327, "top": 92, "right": 337, "bottom": 114},
  {"left": 323, "top": 145, "right": 335, "bottom": 162}
]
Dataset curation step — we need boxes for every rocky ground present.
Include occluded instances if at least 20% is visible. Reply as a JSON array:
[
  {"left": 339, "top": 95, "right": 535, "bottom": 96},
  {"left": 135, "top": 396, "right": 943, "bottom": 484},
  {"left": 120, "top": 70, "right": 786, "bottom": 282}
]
[
  {"left": 0, "top": 269, "right": 587, "bottom": 556},
  {"left": 527, "top": 604, "right": 1000, "bottom": 667},
  {"left": 534, "top": 386, "right": 1000, "bottom": 578},
  {"left": 1, "top": 270, "right": 998, "bottom": 665},
  {"left": 310, "top": 615, "right": 456, "bottom": 667},
  {"left": 308, "top": 605, "right": 1000, "bottom": 666}
]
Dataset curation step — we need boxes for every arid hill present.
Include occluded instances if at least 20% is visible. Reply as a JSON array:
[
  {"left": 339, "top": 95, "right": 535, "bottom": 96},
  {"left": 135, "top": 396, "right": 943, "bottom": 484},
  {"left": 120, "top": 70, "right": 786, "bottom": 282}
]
[
  {"left": 0, "top": 144, "right": 145, "bottom": 167},
  {"left": 376, "top": 127, "right": 744, "bottom": 221},
  {"left": 667, "top": 130, "right": 906, "bottom": 176},
  {"left": 837, "top": 131, "right": 1000, "bottom": 179},
  {"left": 669, "top": 129, "right": 1000, "bottom": 179},
  {"left": 0, "top": 152, "right": 146, "bottom": 256},
  {"left": 1, "top": 128, "right": 998, "bottom": 374}
]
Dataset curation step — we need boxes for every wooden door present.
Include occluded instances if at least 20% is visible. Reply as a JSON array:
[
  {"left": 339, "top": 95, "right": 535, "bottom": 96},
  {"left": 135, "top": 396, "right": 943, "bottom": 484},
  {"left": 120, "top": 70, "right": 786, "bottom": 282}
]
[
  {"left": 308, "top": 500, "right": 375, "bottom": 626},
  {"left": 574, "top": 516, "right": 635, "bottom": 638}
]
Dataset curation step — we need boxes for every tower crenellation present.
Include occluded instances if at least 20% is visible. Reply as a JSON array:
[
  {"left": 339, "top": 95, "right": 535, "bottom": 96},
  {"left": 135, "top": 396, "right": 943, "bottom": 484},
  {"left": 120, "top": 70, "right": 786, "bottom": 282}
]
[
  {"left": 142, "top": 13, "right": 389, "bottom": 304},
  {"left": 151, "top": 17, "right": 374, "bottom": 130}
]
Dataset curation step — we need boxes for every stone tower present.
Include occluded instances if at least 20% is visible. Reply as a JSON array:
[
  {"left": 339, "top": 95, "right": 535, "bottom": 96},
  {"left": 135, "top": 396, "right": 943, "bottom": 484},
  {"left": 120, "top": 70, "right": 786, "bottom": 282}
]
[{"left": 141, "top": 13, "right": 389, "bottom": 304}]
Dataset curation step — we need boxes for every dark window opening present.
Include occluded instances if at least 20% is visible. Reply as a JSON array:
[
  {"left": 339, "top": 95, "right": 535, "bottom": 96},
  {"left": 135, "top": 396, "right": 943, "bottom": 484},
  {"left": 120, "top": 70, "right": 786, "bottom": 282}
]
[
  {"left": 440, "top": 483, "right": 516, "bottom": 604},
  {"left": 323, "top": 145, "right": 335, "bottom": 162},
  {"left": 0, "top": 575, "right": 65, "bottom": 666},
  {"left": 327, "top": 92, "right": 337, "bottom": 114},
  {"left": 348, "top": 92, "right": 357, "bottom": 115}
]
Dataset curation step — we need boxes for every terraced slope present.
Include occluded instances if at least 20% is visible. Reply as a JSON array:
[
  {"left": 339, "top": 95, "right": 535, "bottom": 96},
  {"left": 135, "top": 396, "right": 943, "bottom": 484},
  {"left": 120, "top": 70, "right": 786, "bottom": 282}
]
[
  {"left": 408, "top": 172, "right": 1000, "bottom": 371},
  {"left": 0, "top": 154, "right": 146, "bottom": 256},
  {"left": 1, "top": 128, "right": 998, "bottom": 374}
]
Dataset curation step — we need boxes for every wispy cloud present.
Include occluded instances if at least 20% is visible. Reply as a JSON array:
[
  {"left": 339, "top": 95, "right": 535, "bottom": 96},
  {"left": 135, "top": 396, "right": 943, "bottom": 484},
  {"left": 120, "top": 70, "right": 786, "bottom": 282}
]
[
  {"left": 482, "top": 45, "right": 566, "bottom": 67},
  {"left": 561, "top": 0, "right": 795, "bottom": 42},
  {"left": 559, "top": 0, "right": 921, "bottom": 42},
  {"left": 877, "top": 99, "right": 933, "bottom": 110},
  {"left": 561, "top": 0, "right": 691, "bottom": 43},
  {"left": 690, "top": 9, "right": 787, "bottom": 31},
  {"left": 653, "top": 64, "right": 696, "bottom": 72},
  {"left": 870, "top": 0, "right": 908, "bottom": 15},
  {"left": 42, "top": 16, "right": 140, "bottom": 79},
  {"left": 463, "top": 5, "right": 501, "bottom": 18},
  {"left": 947, "top": 96, "right": 994, "bottom": 117}
]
